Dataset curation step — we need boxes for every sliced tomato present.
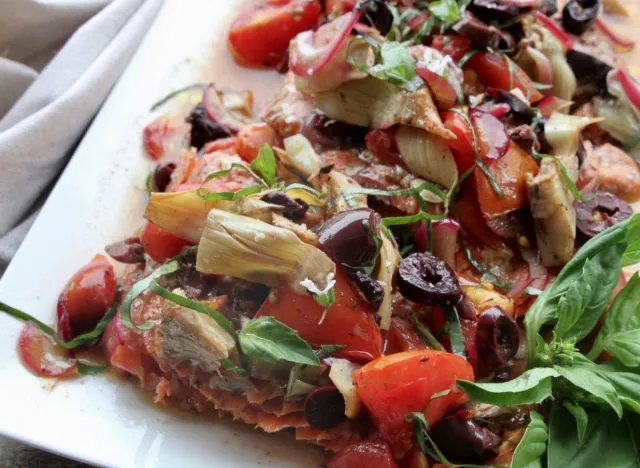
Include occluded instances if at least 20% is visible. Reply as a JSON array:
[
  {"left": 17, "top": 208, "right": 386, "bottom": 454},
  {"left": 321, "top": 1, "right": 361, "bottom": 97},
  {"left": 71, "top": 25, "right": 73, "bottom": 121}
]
[
  {"left": 468, "top": 108, "right": 509, "bottom": 161},
  {"left": 256, "top": 267, "right": 382, "bottom": 361},
  {"left": 417, "top": 67, "right": 457, "bottom": 110},
  {"left": 441, "top": 111, "right": 476, "bottom": 173},
  {"left": 431, "top": 35, "right": 472, "bottom": 62},
  {"left": 228, "top": 0, "right": 322, "bottom": 68},
  {"left": 353, "top": 350, "right": 474, "bottom": 455},
  {"left": 384, "top": 316, "right": 427, "bottom": 355},
  {"left": 365, "top": 128, "right": 404, "bottom": 167},
  {"left": 237, "top": 123, "right": 278, "bottom": 162},
  {"left": 454, "top": 188, "right": 505, "bottom": 249},
  {"left": 140, "top": 221, "right": 192, "bottom": 264},
  {"left": 18, "top": 322, "right": 78, "bottom": 378},
  {"left": 57, "top": 254, "right": 117, "bottom": 341},
  {"left": 143, "top": 116, "right": 185, "bottom": 161},
  {"left": 465, "top": 52, "right": 544, "bottom": 103},
  {"left": 202, "top": 136, "right": 238, "bottom": 154},
  {"left": 474, "top": 143, "right": 539, "bottom": 218},
  {"left": 328, "top": 440, "right": 399, "bottom": 468}
]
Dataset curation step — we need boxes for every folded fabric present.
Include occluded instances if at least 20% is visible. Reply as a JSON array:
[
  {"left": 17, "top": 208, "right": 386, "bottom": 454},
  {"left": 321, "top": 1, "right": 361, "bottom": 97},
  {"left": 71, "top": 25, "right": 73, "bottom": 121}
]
[{"left": 0, "top": 0, "right": 165, "bottom": 275}]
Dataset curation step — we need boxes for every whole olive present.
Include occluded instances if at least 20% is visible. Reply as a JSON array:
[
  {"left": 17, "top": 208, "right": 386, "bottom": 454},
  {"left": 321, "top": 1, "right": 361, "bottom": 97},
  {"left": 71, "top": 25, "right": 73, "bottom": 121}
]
[
  {"left": 566, "top": 49, "right": 612, "bottom": 99},
  {"left": 453, "top": 10, "right": 513, "bottom": 51},
  {"left": 301, "top": 112, "right": 368, "bottom": 150},
  {"left": 398, "top": 252, "right": 462, "bottom": 307},
  {"left": 358, "top": 0, "right": 393, "bottom": 36},
  {"left": 491, "top": 90, "right": 536, "bottom": 123},
  {"left": 152, "top": 162, "right": 176, "bottom": 192},
  {"left": 430, "top": 417, "right": 502, "bottom": 465},
  {"left": 475, "top": 307, "right": 520, "bottom": 364},
  {"left": 575, "top": 192, "right": 633, "bottom": 238},
  {"left": 317, "top": 208, "right": 381, "bottom": 267},
  {"left": 186, "top": 103, "right": 230, "bottom": 150},
  {"left": 261, "top": 191, "right": 309, "bottom": 222},
  {"left": 105, "top": 237, "right": 145, "bottom": 264},
  {"left": 304, "top": 386, "right": 346, "bottom": 430},
  {"left": 562, "top": 0, "right": 600, "bottom": 36},
  {"left": 344, "top": 266, "right": 385, "bottom": 310}
]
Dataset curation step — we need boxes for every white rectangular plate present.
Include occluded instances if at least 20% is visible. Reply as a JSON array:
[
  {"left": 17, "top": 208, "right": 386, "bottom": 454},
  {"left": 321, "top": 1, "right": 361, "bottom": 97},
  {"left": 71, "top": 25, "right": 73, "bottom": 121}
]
[{"left": 0, "top": 1, "right": 322, "bottom": 466}]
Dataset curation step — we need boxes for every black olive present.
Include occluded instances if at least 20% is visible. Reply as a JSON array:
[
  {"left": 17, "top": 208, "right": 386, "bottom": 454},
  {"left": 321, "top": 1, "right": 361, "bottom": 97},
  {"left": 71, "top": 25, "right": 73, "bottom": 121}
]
[
  {"left": 358, "top": 0, "right": 393, "bottom": 36},
  {"left": 575, "top": 192, "right": 633, "bottom": 238},
  {"left": 186, "top": 103, "right": 231, "bottom": 150},
  {"left": 566, "top": 49, "right": 613, "bottom": 100},
  {"left": 301, "top": 112, "right": 368, "bottom": 151},
  {"left": 398, "top": 253, "right": 462, "bottom": 307},
  {"left": 105, "top": 237, "right": 145, "bottom": 264},
  {"left": 476, "top": 307, "right": 520, "bottom": 364},
  {"left": 318, "top": 208, "right": 381, "bottom": 267},
  {"left": 562, "top": 0, "right": 600, "bottom": 36},
  {"left": 430, "top": 417, "right": 502, "bottom": 465},
  {"left": 453, "top": 11, "right": 512, "bottom": 50},
  {"left": 508, "top": 124, "right": 535, "bottom": 153},
  {"left": 260, "top": 191, "right": 309, "bottom": 222},
  {"left": 540, "top": 0, "right": 558, "bottom": 16},
  {"left": 304, "top": 386, "right": 346, "bottom": 430},
  {"left": 456, "top": 297, "right": 478, "bottom": 321},
  {"left": 152, "top": 162, "right": 176, "bottom": 192},
  {"left": 491, "top": 90, "right": 536, "bottom": 123},
  {"left": 344, "top": 266, "right": 385, "bottom": 310},
  {"left": 468, "top": 0, "right": 529, "bottom": 23}
]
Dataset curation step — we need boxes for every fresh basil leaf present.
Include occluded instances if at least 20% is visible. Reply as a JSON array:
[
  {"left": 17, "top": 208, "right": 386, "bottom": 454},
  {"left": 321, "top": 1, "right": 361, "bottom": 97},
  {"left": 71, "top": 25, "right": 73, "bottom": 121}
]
[
  {"left": 563, "top": 400, "right": 589, "bottom": 442},
  {"left": 548, "top": 403, "right": 640, "bottom": 468},
  {"left": 428, "top": 0, "right": 461, "bottom": 26},
  {"left": 598, "top": 359, "right": 640, "bottom": 414},
  {"left": 524, "top": 216, "right": 633, "bottom": 361},
  {"left": 554, "top": 246, "right": 623, "bottom": 341},
  {"left": 363, "top": 42, "right": 423, "bottom": 91},
  {"left": 589, "top": 273, "right": 640, "bottom": 366},
  {"left": 622, "top": 214, "right": 640, "bottom": 266},
  {"left": 77, "top": 362, "right": 108, "bottom": 375},
  {"left": 510, "top": 411, "right": 548, "bottom": 468},
  {"left": 554, "top": 363, "right": 623, "bottom": 418},
  {"left": 251, "top": 144, "right": 277, "bottom": 187},
  {"left": 120, "top": 259, "right": 182, "bottom": 330},
  {"left": 238, "top": 316, "right": 320, "bottom": 366},
  {"left": 442, "top": 305, "right": 465, "bottom": 357},
  {"left": 197, "top": 183, "right": 263, "bottom": 201},
  {"left": 149, "top": 280, "right": 235, "bottom": 336},
  {"left": 317, "top": 344, "right": 344, "bottom": 357},
  {"left": 313, "top": 286, "right": 336, "bottom": 309},
  {"left": 458, "top": 368, "right": 559, "bottom": 407}
]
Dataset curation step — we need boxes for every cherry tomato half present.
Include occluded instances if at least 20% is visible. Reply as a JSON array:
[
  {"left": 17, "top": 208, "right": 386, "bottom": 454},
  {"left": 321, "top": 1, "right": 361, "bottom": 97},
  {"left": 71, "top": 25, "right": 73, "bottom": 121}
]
[
  {"left": 140, "top": 221, "right": 192, "bottom": 264},
  {"left": 431, "top": 35, "right": 472, "bottom": 62},
  {"left": 328, "top": 440, "right": 399, "bottom": 468},
  {"left": 353, "top": 350, "right": 474, "bottom": 454},
  {"left": 237, "top": 123, "right": 278, "bottom": 162},
  {"left": 365, "top": 128, "right": 404, "bottom": 167},
  {"left": 228, "top": 0, "right": 322, "bottom": 68},
  {"left": 256, "top": 267, "right": 382, "bottom": 361}
]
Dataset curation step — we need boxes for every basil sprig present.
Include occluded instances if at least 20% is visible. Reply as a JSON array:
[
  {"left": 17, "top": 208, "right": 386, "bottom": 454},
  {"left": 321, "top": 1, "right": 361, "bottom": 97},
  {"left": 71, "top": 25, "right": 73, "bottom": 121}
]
[
  {"left": 250, "top": 143, "right": 277, "bottom": 187},
  {"left": 351, "top": 40, "right": 423, "bottom": 92}
]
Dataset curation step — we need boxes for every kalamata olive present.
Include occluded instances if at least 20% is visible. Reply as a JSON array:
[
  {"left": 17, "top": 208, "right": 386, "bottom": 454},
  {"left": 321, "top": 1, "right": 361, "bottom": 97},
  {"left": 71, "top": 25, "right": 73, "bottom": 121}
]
[
  {"left": 358, "top": 0, "right": 393, "bottom": 36},
  {"left": 186, "top": 103, "right": 230, "bottom": 150},
  {"left": 398, "top": 253, "right": 462, "bottom": 307},
  {"left": 562, "top": 0, "right": 600, "bottom": 36},
  {"left": 508, "top": 124, "right": 535, "bottom": 152},
  {"left": 344, "top": 266, "right": 385, "bottom": 310},
  {"left": 468, "top": 0, "right": 529, "bottom": 23},
  {"left": 566, "top": 49, "right": 612, "bottom": 100},
  {"left": 430, "top": 417, "right": 502, "bottom": 465},
  {"left": 318, "top": 208, "right": 381, "bottom": 267},
  {"left": 575, "top": 192, "right": 633, "bottom": 238},
  {"left": 304, "top": 386, "right": 346, "bottom": 430},
  {"left": 261, "top": 191, "right": 309, "bottom": 222},
  {"left": 105, "top": 237, "right": 145, "bottom": 264},
  {"left": 301, "top": 112, "right": 368, "bottom": 150},
  {"left": 540, "top": 0, "right": 558, "bottom": 16},
  {"left": 152, "top": 162, "right": 176, "bottom": 192},
  {"left": 456, "top": 297, "right": 478, "bottom": 321},
  {"left": 490, "top": 90, "right": 536, "bottom": 123},
  {"left": 475, "top": 307, "right": 520, "bottom": 364},
  {"left": 453, "top": 11, "right": 512, "bottom": 50}
]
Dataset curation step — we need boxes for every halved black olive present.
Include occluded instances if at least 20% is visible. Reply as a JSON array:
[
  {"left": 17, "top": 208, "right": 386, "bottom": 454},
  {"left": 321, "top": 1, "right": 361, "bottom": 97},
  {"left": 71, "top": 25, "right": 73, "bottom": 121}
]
[
  {"left": 186, "top": 103, "right": 231, "bottom": 150},
  {"left": 468, "top": 0, "right": 529, "bottom": 23},
  {"left": 260, "top": 191, "right": 309, "bottom": 222},
  {"left": 344, "top": 266, "right": 385, "bottom": 310},
  {"left": 318, "top": 208, "right": 381, "bottom": 267},
  {"left": 358, "top": 0, "right": 393, "bottom": 36},
  {"left": 540, "top": 0, "right": 558, "bottom": 16},
  {"left": 304, "top": 386, "right": 346, "bottom": 430},
  {"left": 566, "top": 49, "right": 613, "bottom": 100},
  {"left": 491, "top": 90, "right": 536, "bottom": 123},
  {"left": 575, "top": 192, "right": 633, "bottom": 238},
  {"left": 152, "top": 162, "right": 176, "bottom": 192},
  {"left": 562, "top": 0, "right": 600, "bottom": 36},
  {"left": 430, "top": 417, "right": 502, "bottom": 465},
  {"left": 475, "top": 307, "right": 520, "bottom": 364},
  {"left": 398, "top": 253, "right": 462, "bottom": 307},
  {"left": 301, "top": 112, "right": 368, "bottom": 150},
  {"left": 453, "top": 11, "right": 512, "bottom": 50},
  {"left": 105, "top": 237, "right": 145, "bottom": 264}
]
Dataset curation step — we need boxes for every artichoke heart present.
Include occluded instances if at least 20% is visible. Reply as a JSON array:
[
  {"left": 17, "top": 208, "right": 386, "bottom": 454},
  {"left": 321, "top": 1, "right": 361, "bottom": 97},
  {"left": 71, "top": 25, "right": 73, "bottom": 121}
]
[
  {"left": 197, "top": 209, "right": 335, "bottom": 291},
  {"left": 151, "top": 290, "right": 236, "bottom": 374},
  {"left": 396, "top": 125, "right": 458, "bottom": 189},
  {"left": 144, "top": 190, "right": 277, "bottom": 243},
  {"left": 326, "top": 170, "right": 367, "bottom": 217},
  {"left": 375, "top": 232, "right": 401, "bottom": 331},
  {"left": 314, "top": 76, "right": 454, "bottom": 141},
  {"left": 328, "top": 359, "right": 362, "bottom": 419},
  {"left": 282, "top": 134, "right": 321, "bottom": 178},
  {"left": 544, "top": 112, "right": 603, "bottom": 156}
]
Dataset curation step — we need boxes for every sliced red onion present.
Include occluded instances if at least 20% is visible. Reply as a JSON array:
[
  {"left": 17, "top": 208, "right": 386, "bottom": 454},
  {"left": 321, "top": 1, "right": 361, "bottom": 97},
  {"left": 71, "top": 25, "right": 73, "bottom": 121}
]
[
  {"left": 526, "top": 46, "right": 553, "bottom": 88},
  {"left": 595, "top": 17, "right": 635, "bottom": 51},
  {"left": 534, "top": 11, "right": 574, "bottom": 50},
  {"left": 507, "top": 277, "right": 534, "bottom": 298},
  {"left": 536, "top": 95, "right": 572, "bottom": 117},
  {"left": 615, "top": 69, "right": 640, "bottom": 112},
  {"left": 202, "top": 84, "right": 245, "bottom": 134},
  {"left": 468, "top": 108, "right": 510, "bottom": 161},
  {"left": 289, "top": 11, "right": 361, "bottom": 77},
  {"left": 18, "top": 322, "right": 78, "bottom": 378},
  {"left": 520, "top": 248, "right": 548, "bottom": 291},
  {"left": 415, "top": 219, "right": 460, "bottom": 269},
  {"left": 483, "top": 103, "right": 511, "bottom": 118}
]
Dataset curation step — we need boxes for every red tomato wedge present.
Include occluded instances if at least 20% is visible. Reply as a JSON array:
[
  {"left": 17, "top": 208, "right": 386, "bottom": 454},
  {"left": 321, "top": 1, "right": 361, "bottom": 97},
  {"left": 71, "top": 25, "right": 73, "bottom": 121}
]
[
  {"left": 237, "top": 123, "right": 278, "bottom": 162},
  {"left": 384, "top": 317, "right": 427, "bottom": 355},
  {"left": 417, "top": 67, "right": 457, "bottom": 110},
  {"left": 468, "top": 108, "right": 509, "bottom": 161},
  {"left": 57, "top": 254, "right": 117, "bottom": 341},
  {"left": 474, "top": 143, "right": 539, "bottom": 218},
  {"left": 353, "top": 350, "right": 474, "bottom": 454},
  {"left": 365, "top": 128, "right": 404, "bottom": 167},
  {"left": 18, "top": 322, "right": 78, "bottom": 378},
  {"left": 328, "top": 440, "right": 399, "bottom": 468},
  {"left": 228, "top": 0, "right": 322, "bottom": 68},
  {"left": 140, "top": 221, "right": 192, "bottom": 264},
  {"left": 466, "top": 52, "right": 544, "bottom": 103},
  {"left": 256, "top": 268, "right": 382, "bottom": 361},
  {"left": 442, "top": 111, "right": 476, "bottom": 173},
  {"left": 143, "top": 116, "right": 187, "bottom": 161},
  {"left": 454, "top": 188, "right": 505, "bottom": 249},
  {"left": 431, "top": 35, "right": 472, "bottom": 62}
]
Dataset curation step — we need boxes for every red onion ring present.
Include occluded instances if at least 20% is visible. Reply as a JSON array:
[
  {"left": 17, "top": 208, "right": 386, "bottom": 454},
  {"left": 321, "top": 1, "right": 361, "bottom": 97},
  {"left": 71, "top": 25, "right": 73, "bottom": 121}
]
[
  {"left": 595, "top": 17, "right": 635, "bottom": 51},
  {"left": 534, "top": 11, "right": 574, "bottom": 50},
  {"left": 615, "top": 68, "right": 640, "bottom": 111}
]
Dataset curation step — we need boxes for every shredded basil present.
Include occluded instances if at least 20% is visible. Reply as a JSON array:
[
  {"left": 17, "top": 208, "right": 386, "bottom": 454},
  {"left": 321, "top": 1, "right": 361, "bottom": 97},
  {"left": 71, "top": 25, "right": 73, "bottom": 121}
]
[
  {"left": 410, "top": 313, "right": 445, "bottom": 351},
  {"left": 196, "top": 162, "right": 268, "bottom": 201},
  {"left": 77, "top": 362, "right": 108, "bottom": 375},
  {"left": 475, "top": 157, "right": 505, "bottom": 199},
  {"left": 150, "top": 83, "right": 206, "bottom": 112},
  {"left": 441, "top": 305, "right": 465, "bottom": 356},
  {"left": 459, "top": 239, "right": 514, "bottom": 290},
  {"left": 457, "top": 50, "right": 479, "bottom": 67},
  {"left": 251, "top": 144, "right": 277, "bottom": 187}
]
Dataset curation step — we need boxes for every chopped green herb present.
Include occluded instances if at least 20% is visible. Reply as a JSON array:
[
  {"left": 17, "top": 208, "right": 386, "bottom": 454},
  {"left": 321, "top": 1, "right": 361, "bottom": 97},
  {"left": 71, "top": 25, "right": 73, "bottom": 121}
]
[
  {"left": 150, "top": 83, "right": 206, "bottom": 112},
  {"left": 251, "top": 144, "right": 277, "bottom": 187}
]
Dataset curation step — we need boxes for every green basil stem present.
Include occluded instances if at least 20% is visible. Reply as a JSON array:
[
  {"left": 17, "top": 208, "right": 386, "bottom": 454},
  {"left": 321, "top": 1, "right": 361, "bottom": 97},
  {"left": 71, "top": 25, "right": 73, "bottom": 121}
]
[
  {"left": 475, "top": 157, "right": 505, "bottom": 198},
  {"left": 410, "top": 314, "right": 445, "bottom": 351},
  {"left": 460, "top": 239, "right": 514, "bottom": 290},
  {"left": 441, "top": 305, "right": 465, "bottom": 356},
  {"left": 149, "top": 83, "right": 206, "bottom": 112}
]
